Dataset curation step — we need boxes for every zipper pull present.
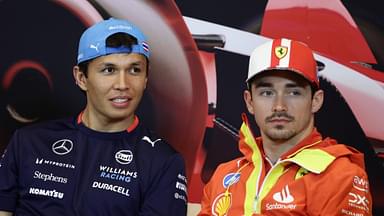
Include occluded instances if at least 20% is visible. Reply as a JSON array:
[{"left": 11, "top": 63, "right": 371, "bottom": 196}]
[{"left": 253, "top": 195, "right": 259, "bottom": 212}]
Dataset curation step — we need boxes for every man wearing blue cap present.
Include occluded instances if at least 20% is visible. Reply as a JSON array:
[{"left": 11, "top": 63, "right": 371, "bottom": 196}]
[{"left": 0, "top": 18, "right": 188, "bottom": 216}]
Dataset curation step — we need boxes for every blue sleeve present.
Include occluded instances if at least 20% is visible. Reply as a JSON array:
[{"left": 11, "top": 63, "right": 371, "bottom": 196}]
[
  {"left": 0, "top": 130, "right": 19, "bottom": 212},
  {"left": 139, "top": 154, "right": 188, "bottom": 216}
]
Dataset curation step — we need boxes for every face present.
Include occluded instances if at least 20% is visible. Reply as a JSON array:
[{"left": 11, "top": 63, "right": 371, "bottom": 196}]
[
  {"left": 244, "top": 71, "right": 323, "bottom": 143},
  {"left": 73, "top": 53, "right": 148, "bottom": 125}
]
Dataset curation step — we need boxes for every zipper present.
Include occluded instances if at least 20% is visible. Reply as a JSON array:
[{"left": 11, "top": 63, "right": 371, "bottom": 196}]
[{"left": 252, "top": 158, "right": 285, "bottom": 213}]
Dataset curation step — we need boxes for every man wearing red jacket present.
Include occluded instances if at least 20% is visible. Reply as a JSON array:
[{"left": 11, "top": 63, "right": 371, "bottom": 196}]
[{"left": 198, "top": 38, "right": 372, "bottom": 215}]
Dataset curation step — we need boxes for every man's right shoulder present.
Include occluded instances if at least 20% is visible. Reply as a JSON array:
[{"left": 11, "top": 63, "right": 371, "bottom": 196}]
[
  {"left": 17, "top": 117, "right": 76, "bottom": 134},
  {"left": 209, "top": 157, "right": 248, "bottom": 181}
]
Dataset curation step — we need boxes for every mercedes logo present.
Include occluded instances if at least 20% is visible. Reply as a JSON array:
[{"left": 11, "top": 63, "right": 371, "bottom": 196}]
[{"left": 52, "top": 139, "right": 73, "bottom": 155}]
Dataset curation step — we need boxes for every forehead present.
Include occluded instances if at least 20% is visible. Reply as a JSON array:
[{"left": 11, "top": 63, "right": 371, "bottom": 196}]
[
  {"left": 251, "top": 70, "right": 310, "bottom": 87},
  {"left": 90, "top": 53, "right": 147, "bottom": 65}
]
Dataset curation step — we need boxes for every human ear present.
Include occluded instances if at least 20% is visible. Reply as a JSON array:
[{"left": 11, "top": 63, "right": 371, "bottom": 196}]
[
  {"left": 311, "top": 89, "right": 324, "bottom": 113},
  {"left": 244, "top": 90, "right": 255, "bottom": 115},
  {"left": 73, "top": 66, "right": 87, "bottom": 91}
]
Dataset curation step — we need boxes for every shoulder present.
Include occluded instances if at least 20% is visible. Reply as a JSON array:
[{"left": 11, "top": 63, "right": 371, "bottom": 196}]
[
  {"left": 135, "top": 126, "right": 177, "bottom": 156},
  {"left": 134, "top": 125, "right": 184, "bottom": 167},
  {"left": 208, "top": 157, "right": 247, "bottom": 183},
  {"left": 16, "top": 117, "right": 75, "bottom": 135},
  {"left": 320, "top": 141, "right": 367, "bottom": 172}
]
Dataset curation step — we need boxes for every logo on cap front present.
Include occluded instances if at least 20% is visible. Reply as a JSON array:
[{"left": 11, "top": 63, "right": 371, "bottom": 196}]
[{"left": 274, "top": 46, "right": 288, "bottom": 59}]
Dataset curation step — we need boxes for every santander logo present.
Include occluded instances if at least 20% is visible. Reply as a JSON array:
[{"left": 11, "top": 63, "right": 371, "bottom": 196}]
[{"left": 273, "top": 185, "right": 294, "bottom": 203}]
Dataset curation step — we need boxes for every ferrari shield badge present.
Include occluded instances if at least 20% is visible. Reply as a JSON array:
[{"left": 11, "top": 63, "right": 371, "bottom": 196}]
[{"left": 274, "top": 46, "right": 288, "bottom": 59}]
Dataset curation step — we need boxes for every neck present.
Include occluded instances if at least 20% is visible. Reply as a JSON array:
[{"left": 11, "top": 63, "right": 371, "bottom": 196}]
[
  {"left": 81, "top": 109, "right": 134, "bottom": 132},
  {"left": 262, "top": 125, "right": 314, "bottom": 164}
]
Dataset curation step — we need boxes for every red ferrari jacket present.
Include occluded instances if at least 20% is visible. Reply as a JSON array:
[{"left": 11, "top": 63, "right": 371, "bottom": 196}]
[{"left": 199, "top": 116, "right": 372, "bottom": 216}]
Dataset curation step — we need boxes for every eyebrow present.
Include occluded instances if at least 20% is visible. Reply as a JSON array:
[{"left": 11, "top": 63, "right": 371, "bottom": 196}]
[
  {"left": 254, "top": 82, "right": 272, "bottom": 88},
  {"left": 254, "top": 81, "right": 303, "bottom": 88},
  {"left": 99, "top": 61, "right": 144, "bottom": 67}
]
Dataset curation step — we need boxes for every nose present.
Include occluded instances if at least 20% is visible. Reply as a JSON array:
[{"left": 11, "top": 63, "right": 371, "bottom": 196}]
[
  {"left": 272, "top": 94, "right": 287, "bottom": 112},
  {"left": 115, "top": 71, "right": 129, "bottom": 90}
]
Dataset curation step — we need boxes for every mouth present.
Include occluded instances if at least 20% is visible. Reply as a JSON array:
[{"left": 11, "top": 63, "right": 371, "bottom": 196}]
[
  {"left": 268, "top": 118, "right": 291, "bottom": 124},
  {"left": 110, "top": 96, "right": 132, "bottom": 107}
]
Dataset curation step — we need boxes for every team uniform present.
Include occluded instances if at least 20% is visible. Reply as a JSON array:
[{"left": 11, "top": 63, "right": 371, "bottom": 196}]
[
  {"left": 199, "top": 115, "right": 372, "bottom": 216},
  {"left": 0, "top": 114, "right": 187, "bottom": 215}
]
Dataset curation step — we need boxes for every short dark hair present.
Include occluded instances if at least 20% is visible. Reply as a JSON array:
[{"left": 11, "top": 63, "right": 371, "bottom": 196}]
[{"left": 77, "top": 33, "right": 148, "bottom": 77}]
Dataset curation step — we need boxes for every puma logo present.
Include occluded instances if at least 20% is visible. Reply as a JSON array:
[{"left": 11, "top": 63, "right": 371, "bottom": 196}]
[
  {"left": 142, "top": 136, "right": 161, "bottom": 147},
  {"left": 90, "top": 43, "right": 99, "bottom": 52}
]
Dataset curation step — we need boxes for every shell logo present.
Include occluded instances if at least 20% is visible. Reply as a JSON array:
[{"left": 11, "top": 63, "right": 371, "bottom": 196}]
[{"left": 211, "top": 192, "right": 232, "bottom": 216}]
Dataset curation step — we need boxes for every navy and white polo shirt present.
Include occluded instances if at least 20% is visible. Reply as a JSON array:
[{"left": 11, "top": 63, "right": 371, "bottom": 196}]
[{"left": 0, "top": 116, "right": 188, "bottom": 215}]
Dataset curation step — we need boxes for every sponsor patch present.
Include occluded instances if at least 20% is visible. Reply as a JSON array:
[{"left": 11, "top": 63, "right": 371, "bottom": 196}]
[
  {"left": 52, "top": 139, "right": 73, "bottom": 155},
  {"left": 212, "top": 192, "right": 232, "bottom": 216},
  {"left": 92, "top": 181, "right": 130, "bottom": 197},
  {"left": 178, "top": 173, "right": 187, "bottom": 183},
  {"left": 266, "top": 185, "right": 296, "bottom": 211},
  {"left": 115, "top": 150, "right": 133, "bottom": 165},
  {"left": 174, "top": 192, "right": 187, "bottom": 203},
  {"left": 99, "top": 165, "right": 137, "bottom": 183},
  {"left": 353, "top": 176, "right": 369, "bottom": 193},
  {"left": 176, "top": 181, "right": 187, "bottom": 193},
  {"left": 29, "top": 187, "right": 64, "bottom": 199},
  {"left": 223, "top": 173, "right": 240, "bottom": 188},
  {"left": 35, "top": 158, "right": 75, "bottom": 169},
  {"left": 274, "top": 46, "right": 288, "bottom": 59},
  {"left": 33, "top": 170, "right": 68, "bottom": 184},
  {"left": 341, "top": 208, "right": 364, "bottom": 216},
  {"left": 348, "top": 192, "right": 370, "bottom": 212}
]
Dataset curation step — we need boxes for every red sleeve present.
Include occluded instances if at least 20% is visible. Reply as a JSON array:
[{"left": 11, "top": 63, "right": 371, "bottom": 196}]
[{"left": 306, "top": 157, "right": 372, "bottom": 215}]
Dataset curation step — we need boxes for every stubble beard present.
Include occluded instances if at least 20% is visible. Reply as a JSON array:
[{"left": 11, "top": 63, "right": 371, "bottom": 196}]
[{"left": 265, "top": 125, "right": 296, "bottom": 141}]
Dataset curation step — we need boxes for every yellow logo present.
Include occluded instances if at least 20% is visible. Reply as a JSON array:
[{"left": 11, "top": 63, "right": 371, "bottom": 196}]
[
  {"left": 274, "top": 46, "right": 288, "bottom": 59},
  {"left": 212, "top": 192, "right": 232, "bottom": 216}
]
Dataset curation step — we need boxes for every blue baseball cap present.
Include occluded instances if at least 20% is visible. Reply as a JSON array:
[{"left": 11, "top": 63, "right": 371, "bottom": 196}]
[{"left": 77, "top": 18, "right": 150, "bottom": 64}]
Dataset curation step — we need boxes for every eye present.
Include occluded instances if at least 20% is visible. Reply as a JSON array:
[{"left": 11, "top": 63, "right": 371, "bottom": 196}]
[
  {"left": 101, "top": 66, "right": 115, "bottom": 74},
  {"left": 259, "top": 90, "right": 274, "bottom": 97},
  {"left": 129, "top": 66, "right": 142, "bottom": 75},
  {"left": 288, "top": 89, "right": 302, "bottom": 96}
]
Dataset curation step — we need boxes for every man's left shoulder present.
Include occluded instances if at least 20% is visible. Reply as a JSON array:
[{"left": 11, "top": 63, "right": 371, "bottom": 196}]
[{"left": 136, "top": 128, "right": 179, "bottom": 157}]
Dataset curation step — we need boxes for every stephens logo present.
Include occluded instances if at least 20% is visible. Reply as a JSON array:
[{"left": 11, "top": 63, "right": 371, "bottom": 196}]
[
  {"left": 115, "top": 150, "right": 133, "bottom": 165},
  {"left": 52, "top": 139, "right": 73, "bottom": 155},
  {"left": 33, "top": 170, "right": 68, "bottom": 184}
]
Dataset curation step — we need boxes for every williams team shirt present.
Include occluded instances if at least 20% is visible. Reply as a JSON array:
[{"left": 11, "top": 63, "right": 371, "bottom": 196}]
[{"left": 0, "top": 115, "right": 188, "bottom": 215}]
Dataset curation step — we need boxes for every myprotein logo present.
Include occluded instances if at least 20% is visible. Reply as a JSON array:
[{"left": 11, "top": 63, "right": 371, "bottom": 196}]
[
  {"left": 115, "top": 150, "right": 133, "bottom": 165},
  {"left": 52, "top": 139, "right": 73, "bottom": 155},
  {"left": 35, "top": 158, "right": 75, "bottom": 169}
]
